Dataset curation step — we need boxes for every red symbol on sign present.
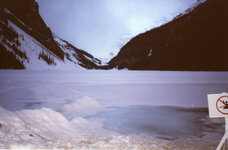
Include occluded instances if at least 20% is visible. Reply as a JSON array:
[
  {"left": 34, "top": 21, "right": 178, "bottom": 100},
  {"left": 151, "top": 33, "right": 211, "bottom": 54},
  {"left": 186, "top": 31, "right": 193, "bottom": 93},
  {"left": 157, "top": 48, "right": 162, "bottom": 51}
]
[{"left": 216, "top": 96, "right": 228, "bottom": 114}]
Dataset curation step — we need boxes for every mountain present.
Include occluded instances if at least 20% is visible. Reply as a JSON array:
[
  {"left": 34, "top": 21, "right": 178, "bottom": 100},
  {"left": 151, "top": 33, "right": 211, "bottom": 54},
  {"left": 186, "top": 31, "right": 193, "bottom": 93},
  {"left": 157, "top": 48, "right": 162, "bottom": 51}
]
[
  {"left": 0, "top": 0, "right": 102, "bottom": 69},
  {"left": 54, "top": 37, "right": 103, "bottom": 69},
  {"left": 108, "top": 0, "right": 228, "bottom": 71}
]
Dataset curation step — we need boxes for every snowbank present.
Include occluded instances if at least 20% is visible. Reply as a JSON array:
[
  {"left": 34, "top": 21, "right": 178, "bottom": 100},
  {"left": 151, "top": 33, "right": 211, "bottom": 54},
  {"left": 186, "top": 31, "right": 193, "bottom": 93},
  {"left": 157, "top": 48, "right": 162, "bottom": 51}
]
[
  {"left": 0, "top": 106, "right": 105, "bottom": 149},
  {"left": 61, "top": 96, "right": 101, "bottom": 118},
  {"left": 0, "top": 105, "right": 219, "bottom": 149},
  {"left": 62, "top": 96, "right": 100, "bottom": 112}
]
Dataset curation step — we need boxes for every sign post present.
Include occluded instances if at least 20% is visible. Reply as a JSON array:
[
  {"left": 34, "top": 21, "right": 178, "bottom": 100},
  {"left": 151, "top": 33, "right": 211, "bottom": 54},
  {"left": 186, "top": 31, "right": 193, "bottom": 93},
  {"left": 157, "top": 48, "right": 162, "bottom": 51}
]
[{"left": 208, "top": 93, "right": 228, "bottom": 150}]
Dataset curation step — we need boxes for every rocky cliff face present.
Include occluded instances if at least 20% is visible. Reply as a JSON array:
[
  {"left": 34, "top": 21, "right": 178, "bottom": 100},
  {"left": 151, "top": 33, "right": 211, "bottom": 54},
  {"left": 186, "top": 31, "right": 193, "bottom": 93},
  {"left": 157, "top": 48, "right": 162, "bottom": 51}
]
[
  {"left": 0, "top": 0, "right": 102, "bottom": 69},
  {"left": 109, "top": 0, "right": 228, "bottom": 71}
]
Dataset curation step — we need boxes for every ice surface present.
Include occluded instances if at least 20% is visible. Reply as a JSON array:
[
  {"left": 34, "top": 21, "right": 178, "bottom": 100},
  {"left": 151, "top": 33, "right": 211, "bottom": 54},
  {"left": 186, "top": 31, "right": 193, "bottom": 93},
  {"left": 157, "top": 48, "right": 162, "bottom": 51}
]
[
  {"left": 1, "top": 70, "right": 228, "bottom": 111},
  {"left": 0, "top": 70, "right": 228, "bottom": 149},
  {"left": 88, "top": 106, "right": 224, "bottom": 139}
]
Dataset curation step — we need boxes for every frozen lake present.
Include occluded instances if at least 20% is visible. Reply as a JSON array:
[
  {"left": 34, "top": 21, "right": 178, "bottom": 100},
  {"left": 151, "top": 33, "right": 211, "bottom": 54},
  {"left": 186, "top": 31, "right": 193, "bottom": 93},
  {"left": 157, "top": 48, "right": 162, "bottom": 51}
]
[
  {"left": 1, "top": 70, "right": 228, "bottom": 111},
  {"left": 88, "top": 106, "right": 213, "bottom": 139},
  {"left": 0, "top": 70, "right": 228, "bottom": 149}
]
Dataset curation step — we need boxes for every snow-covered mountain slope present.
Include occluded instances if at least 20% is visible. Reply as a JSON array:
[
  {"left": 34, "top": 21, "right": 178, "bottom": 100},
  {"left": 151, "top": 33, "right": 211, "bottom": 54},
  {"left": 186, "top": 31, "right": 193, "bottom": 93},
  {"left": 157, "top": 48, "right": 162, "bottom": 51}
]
[
  {"left": 1, "top": 17, "right": 79, "bottom": 70},
  {"left": 0, "top": 0, "right": 103, "bottom": 70},
  {"left": 55, "top": 37, "right": 104, "bottom": 69},
  {"left": 109, "top": 0, "right": 228, "bottom": 71}
]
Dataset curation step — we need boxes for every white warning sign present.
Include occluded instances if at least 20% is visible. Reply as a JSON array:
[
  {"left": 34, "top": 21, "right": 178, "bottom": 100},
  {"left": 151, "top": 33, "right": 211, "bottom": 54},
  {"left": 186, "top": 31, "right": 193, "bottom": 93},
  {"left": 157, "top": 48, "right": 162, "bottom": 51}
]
[
  {"left": 208, "top": 93, "right": 228, "bottom": 150},
  {"left": 208, "top": 93, "right": 228, "bottom": 118}
]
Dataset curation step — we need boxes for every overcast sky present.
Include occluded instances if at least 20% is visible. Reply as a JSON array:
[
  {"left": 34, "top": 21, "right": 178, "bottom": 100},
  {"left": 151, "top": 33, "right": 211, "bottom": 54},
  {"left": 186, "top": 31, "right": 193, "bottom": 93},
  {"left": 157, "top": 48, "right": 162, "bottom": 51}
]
[{"left": 36, "top": 0, "right": 197, "bottom": 59}]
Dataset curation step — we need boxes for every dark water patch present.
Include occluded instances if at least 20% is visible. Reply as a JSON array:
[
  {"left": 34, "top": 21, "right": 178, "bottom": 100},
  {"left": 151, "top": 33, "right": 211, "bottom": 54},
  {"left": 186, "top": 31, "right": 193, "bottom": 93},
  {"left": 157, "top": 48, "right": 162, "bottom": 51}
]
[{"left": 87, "top": 105, "right": 224, "bottom": 139}]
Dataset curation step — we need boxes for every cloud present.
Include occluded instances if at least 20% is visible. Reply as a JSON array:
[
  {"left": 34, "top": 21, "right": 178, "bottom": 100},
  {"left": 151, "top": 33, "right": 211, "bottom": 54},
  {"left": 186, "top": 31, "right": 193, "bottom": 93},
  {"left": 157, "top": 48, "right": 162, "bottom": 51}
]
[{"left": 36, "top": 0, "right": 197, "bottom": 59}]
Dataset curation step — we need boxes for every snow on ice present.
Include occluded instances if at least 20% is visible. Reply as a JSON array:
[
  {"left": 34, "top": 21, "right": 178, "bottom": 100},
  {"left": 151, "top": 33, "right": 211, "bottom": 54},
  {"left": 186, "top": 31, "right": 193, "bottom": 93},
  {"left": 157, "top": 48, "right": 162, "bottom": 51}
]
[{"left": 0, "top": 70, "right": 228, "bottom": 149}]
